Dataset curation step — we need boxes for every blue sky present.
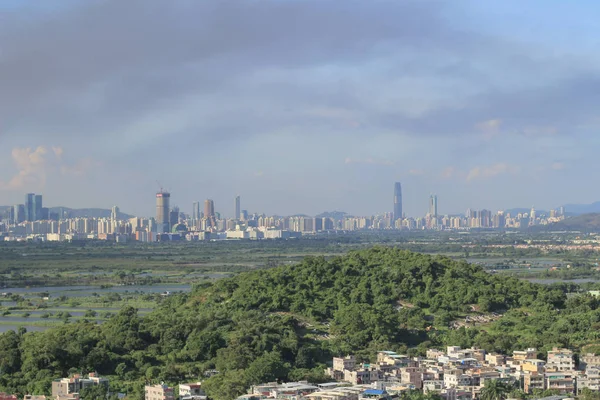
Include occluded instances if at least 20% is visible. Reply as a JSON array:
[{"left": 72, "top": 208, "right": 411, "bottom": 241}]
[{"left": 0, "top": 0, "right": 598, "bottom": 217}]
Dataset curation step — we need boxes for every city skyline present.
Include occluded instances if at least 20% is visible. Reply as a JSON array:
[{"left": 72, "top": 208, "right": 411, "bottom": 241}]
[
  {"left": 0, "top": 186, "right": 573, "bottom": 222},
  {"left": 1, "top": 1, "right": 599, "bottom": 216}
]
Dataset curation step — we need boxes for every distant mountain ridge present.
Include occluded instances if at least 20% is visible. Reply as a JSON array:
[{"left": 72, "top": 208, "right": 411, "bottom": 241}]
[
  {"left": 316, "top": 211, "right": 348, "bottom": 220},
  {"left": 535, "top": 213, "right": 600, "bottom": 232},
  {"left": 561, "top": 201, "right": 600, "bottom": 215}
]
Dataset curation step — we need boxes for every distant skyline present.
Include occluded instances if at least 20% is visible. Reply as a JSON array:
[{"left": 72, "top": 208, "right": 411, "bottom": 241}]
[{"left": 1, "top": 1, "right": 599, "bottom": 216}]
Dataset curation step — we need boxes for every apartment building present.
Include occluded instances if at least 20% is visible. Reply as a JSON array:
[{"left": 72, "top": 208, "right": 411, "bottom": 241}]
[
  {"left": 51, "top": 373, "right": 108, "bottom": 400},
  {"left": 512, "top": 348, "right": 537, "bottom": 364},
  {"left": 145, "top": 385, "right": 175, "bottom": 400},
  {"left": 545, "top": 372, "right": 575, "bottom": 394},
  {"left": 546, "top": 348, "right": 575, "bottom": 372},
  {"left": 578, "top": 366, "right": 600, "bottom": 391},
  {"left": 580, "top": 353, "right": 600, "bottom": 370},
  {"left": 178, "top": 382, "right": 205, "bottom": 399},
  {"left": 523, "top": 372, "right": 545, "bottom": 393},
  {"left": 522, "top": 359, "right": 546, "bottom": 374}
]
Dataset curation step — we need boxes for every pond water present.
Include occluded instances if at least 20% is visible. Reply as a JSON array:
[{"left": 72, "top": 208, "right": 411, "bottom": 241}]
[
  {"left": 526, "top": 278, "right": 600, "bottom": 285},
  {"left": 1, "top": 283, "right": 191, "bottom": 298},
  {"left": 0, "top": 325, "right": 49, "bottom": 333},
  {"left": 467, "top": 257, "right": 563, "bottom": 267}
]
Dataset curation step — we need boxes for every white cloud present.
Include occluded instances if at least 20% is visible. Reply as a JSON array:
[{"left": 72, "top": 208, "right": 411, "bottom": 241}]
[
  {"left": 466, "top": 163, "right": 520, "bottom": 182},
  {"left": 0, "top": 145, "right": 94, "bottom": 190}
]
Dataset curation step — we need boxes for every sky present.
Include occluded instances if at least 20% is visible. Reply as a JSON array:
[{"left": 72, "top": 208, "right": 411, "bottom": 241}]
[{"left": 0, "top": 0, "right": 599, "bottom": 218}]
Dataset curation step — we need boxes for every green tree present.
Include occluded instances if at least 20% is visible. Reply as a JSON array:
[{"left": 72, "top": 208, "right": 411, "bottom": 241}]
[{"left": 480, "top": 380, "right": 513, "bottom": 400}]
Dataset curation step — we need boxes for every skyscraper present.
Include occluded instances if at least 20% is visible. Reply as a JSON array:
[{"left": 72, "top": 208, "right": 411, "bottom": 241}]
[
  {"left": 156, "top": 191, "right": 171, "bottom": 233},
  {"left": 34, "top": 194, "right": 43, "bottom": 221},
  {"left": 13, "top": 204, "right": 25, "bottom": 224},
  {"left": 192, "top": 201, "right": 200, "bottom": 223},
  {"left": 169, "top": 206, "right": 180, "bottom": 230},
  {"left": 111, "top": 206, "right": 120, "bottom": 222},
  {"left": 25, "top": 193, "right": 35, "bottom": 222},
  {"left": 393, "top": 182, "right": 402, "bottom": 221},
  {"left": 204, "top": 199, "right": 215, "bottom": 218},
  {"left": 235, "top": 195, "right": 241, "bottom": 220},
  {"left": 429, "top": 195, "right": 438, "bottom": 217}
]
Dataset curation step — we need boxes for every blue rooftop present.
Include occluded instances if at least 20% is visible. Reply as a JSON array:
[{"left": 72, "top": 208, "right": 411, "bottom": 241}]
[{"left": 364, "top": 389, "right": 386, "bottom": 395}]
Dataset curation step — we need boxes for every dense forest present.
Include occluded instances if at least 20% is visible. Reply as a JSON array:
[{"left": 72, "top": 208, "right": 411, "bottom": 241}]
[{"left": 0, "top": 247, "right": 599, "bottom": 400}]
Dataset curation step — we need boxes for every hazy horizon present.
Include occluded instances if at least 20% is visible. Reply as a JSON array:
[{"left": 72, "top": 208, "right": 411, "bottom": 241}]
[{"left": 1, "top": 1, "right": 599, "bottom": 217}]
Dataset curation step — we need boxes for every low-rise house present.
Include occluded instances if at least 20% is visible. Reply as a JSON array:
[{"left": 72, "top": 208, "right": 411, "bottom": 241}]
[
  {"left": 484, "top": 354, "right": 505, "bottom": 366},
  {"left": 545, "top": 372, "right": 575, "bottom": 394},
  {"left": 344, "top": 367, "right": 383, "bottom": 385},
  {"left": 580, "top": 353, "right": 600, "bottom": 370},
  {"left": 512, "top": 348, "right": 537, "bottom": 364},
  {"left": 577, "top": 366, "right": 600, "bottom": 391},
  {"left": 251, "top": 382, "right": 320, "bottom": 398},
  {"left": 523, "top": 372, "right": 545, "bottom": 393},
  {"left": 51, "top": 373, "right": 108, "bottom": 400},
  {"left": 399, "top": 368, "right": 423, "bottom": 389},
  {"left": 522, "top": 359, "right": 546, "bottom": 374},
  {"left": 24, "top": 396, "right": 46, "bottom": 400},
  {"left": 443, "top": 371, "right": 471, "bottom": 388},
  {"left": 145, "top": 385, "right": 174, "bottom": 400},
  {"left": 179, "top": 382, "right": 206, "bottom": 400},
  {"left": 423, "top": 381, "right": 444, "bottom": 393}
]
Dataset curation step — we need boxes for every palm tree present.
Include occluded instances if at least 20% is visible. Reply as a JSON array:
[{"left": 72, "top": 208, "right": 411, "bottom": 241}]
[{"left": 480, "top": 379, "right": 513, "bottom": 400}]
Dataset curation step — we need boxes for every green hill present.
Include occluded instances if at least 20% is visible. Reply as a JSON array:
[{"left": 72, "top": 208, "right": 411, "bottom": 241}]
[{"left": 2, "top": 247, "right": 600, "bottom": 400}]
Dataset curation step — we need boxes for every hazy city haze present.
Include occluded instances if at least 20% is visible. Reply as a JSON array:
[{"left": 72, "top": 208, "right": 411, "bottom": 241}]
[{"left": 0, "top": 0, "right": 597, "bottom": 217}]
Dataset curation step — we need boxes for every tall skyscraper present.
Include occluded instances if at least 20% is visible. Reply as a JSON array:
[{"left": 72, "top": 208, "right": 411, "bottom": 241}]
[
  {"left": 235, "top": 195, "right": 241, "bottom": 219},
  {"left": 169, "top": 206, "right": 180, "bottom": 229},
  {"left": 111, "top": 206, "right": 120, "bottom": 221},
  {"left": 13, "top": 204, "right": 25, "bottom": 224},
  {"left": 192, "top": 201, "right": 200, "bottom": 224},
  {"left": 34, "top": 194, "right": 43, "bottom": 221},
  {"left": 204, "top": 199, "right": 215, "bottom": 218},
  {"left": 429, "top": 195, "right": 438, "bottom": 217},
  {"left": 393, "top": 182, "right": 402, "bottom": 221},
  {"left": 25, "top": 193, "right": 35, "bottom": 222},
  {"left": 156, "top": 191, "right": 171, "bottom": 233}
]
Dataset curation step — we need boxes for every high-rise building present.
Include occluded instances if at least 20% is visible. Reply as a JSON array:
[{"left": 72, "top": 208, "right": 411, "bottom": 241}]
[
  {"left": 111, "top": 206, "right": 120, "bottom": 222},
  {"left": 25, "top": 193, "right": 35, "bottom": 222},
  {"left": 192, "top": 201, "right": 200, "bottom": 222},
  {"left": 13, "top": 204, "right": 25, "bottom": 224},
  {"left": 393, "top": 182, "right": 403, "bottom": 221},
  {"left": 204, "top": 199, "right": 215, "bottom": 218},
  {"left": 429, "top": 195, "right": 438, "bottom": 217},
  {"left": 235, "top": 195, "right": 241, "bottom": 220},
  {"left": 34, "top": 194, "right": 43, "bottom": 221},
  {"left": 156, "top": 191, "right": 171, "bottom": 233},
  {"left": 169, "top": 206, "right": 179, "bottom": 229}
]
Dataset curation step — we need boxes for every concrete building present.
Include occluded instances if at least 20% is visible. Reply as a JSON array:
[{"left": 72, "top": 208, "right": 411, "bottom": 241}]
[
  {"left": 235, "top": 195, "right": 241, "bottom": 220},
  {"left": 581, "top": 353, "right": 600, "bottom": 370},
  {"left": 547, "top": 348, "right": 575, "bottom": 372},
  {"left": 393, "top": 182, "right": 402, "bottom": 222},
  {"left": 51, "top": 373, "right": 108, "bottom": 400},
  {"left": 545, "top": 372, "right": 575, "bottom": 394},
  {"left": 178, "top": 382, "right": 205, "bottom": 399},
  {"left": 523, "top": 372, "right": 545, "bottom": 393},
  {"left": 156, "top": 191, "right": 171, "bottom": 233},
  {"left": 145, "top": 385, "right": 174, "bottom": 400}
]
